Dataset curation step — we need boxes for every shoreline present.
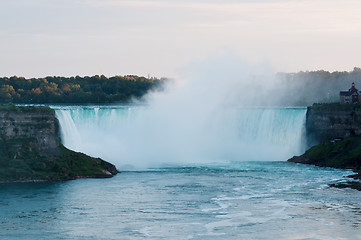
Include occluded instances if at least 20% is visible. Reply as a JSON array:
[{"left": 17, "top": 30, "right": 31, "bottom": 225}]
[
  {"left": 288, "top": 137, "right": 361, "bottom": 191},
  {"left": 0, "top": 172, "right": 119, "bottom": 184}
]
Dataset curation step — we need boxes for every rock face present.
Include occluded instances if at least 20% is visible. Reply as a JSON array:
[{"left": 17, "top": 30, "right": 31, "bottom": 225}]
[
  {"left": 0, "top": 105, "right": 118, "bottom": 183},
  {"left": 0, "top": 106, "right": 59, "bottom": 156},
  {"left": 306, "top": 104, "right": 361, "bottom": 146}
]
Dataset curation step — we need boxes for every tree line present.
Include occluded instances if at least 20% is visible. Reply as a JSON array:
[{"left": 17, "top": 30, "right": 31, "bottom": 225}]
[
  {"left": 2, "top": 68, "right": 360, "bottom": 106},
  {"left": 0, "top": 75, "right": 165, "bottom": 104},
  {"left": 275, "top": 67, "right": 361, "bottom": 106}
]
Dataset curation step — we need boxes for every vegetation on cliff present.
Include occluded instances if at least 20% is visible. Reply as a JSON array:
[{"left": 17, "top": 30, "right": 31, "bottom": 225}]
[
  {"left": 0, "top": 103, "right": 53, "bottom": 112},
  {"left": 308, "top": 102, "right": 361, "bottom": 110},
  {"left": 0, "top": 105, "right": 118, "bottom": 183},
  {"left": 289, "top": 137, "right": 361, "bottom": 169},
  {"left": 289, "top": 137, "right": 361, "bottom": 190},
  {"left": 0, "top": 140, "right": 118, "bottom": 182},
  {"left": 0, "top": 75, "right": 165, "bottom": 104}
]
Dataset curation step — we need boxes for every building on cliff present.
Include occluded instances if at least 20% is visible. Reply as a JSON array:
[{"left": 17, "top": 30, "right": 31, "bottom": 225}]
[{"left": 340, "top": 82, "right": 361, "bottom": 104}]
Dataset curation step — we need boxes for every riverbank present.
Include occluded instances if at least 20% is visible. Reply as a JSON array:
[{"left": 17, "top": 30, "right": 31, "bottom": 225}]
[{"left": 288, "top": 137, "right": 361, "bottom": 190}]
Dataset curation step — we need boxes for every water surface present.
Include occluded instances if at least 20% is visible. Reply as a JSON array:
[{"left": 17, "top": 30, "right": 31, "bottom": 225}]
[{"left": 1, "top": 162, "right": 360, "bottom": 240}]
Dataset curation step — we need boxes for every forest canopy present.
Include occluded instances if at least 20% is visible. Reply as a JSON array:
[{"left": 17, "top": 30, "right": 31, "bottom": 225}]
[
  {"left": 1, "top": 68, "right": 361, "bottom": 106},
  {"left": 0, "top": 75, "right": 165, "bottom": 104}
]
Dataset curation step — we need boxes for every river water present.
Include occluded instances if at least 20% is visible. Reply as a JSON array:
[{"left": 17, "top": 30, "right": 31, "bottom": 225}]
[{"left": 1, "top": 162, "right": 360, "bottom": 239}]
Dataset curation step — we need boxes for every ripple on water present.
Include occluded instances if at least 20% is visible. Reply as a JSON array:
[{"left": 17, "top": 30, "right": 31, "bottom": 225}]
[{"left": 0, "top": 163, "right": 361, "bottom": 239}]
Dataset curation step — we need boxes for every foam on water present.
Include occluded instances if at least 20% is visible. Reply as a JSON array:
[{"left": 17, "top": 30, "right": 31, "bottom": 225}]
[{"left": 1, "top": 162, "right": 359, "bottom": 240}]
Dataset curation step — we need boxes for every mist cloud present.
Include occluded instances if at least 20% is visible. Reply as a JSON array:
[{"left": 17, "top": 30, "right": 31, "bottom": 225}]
[{"left": 57, "top": 55, "right": 306, "bottom": 170}]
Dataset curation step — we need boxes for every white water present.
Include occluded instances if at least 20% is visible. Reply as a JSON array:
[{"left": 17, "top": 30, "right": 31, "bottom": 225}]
[{"left": 55, "top": 106, "right": 306, "bottom": 169}]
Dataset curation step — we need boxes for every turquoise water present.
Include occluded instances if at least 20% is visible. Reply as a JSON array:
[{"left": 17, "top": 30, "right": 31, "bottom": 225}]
[{"left": 1, "top": 162, "right": 360, "bottom": 240}]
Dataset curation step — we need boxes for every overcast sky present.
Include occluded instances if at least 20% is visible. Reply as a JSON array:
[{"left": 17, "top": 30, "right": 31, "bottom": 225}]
[{"left": 1, "top": 0, "right": 361, "bottom": 78}]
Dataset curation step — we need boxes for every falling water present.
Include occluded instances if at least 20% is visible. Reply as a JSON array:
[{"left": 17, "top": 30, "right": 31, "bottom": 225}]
[{"left": 55, "top": 106, "right": 306, "bottom": 169}]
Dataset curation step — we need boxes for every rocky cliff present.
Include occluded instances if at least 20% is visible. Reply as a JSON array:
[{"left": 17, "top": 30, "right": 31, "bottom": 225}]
[
  {"left": 0, "top": 104, "right": 118, "bottom": 183},
  {"left": 0, "top": 105, "right": 59, "bottom": 156},
  {"left": 306, "top": 104, "right": 361, "bottom": 146}
]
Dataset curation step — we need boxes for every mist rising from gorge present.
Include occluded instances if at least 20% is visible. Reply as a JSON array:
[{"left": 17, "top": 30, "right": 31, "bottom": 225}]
[{"left": 56, "top": 55, "right": 307, "bottom": 169}]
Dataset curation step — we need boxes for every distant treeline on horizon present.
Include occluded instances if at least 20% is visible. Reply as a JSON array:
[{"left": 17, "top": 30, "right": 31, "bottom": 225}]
[
  {"left": 275, "top": 67, "right": 361, "bottom": 106},
  {"left": 0, "top": 75, "right": 166, "bottom": 104},
  {"left": 1, "top": 68, "right": 361, "bottom": 105}
]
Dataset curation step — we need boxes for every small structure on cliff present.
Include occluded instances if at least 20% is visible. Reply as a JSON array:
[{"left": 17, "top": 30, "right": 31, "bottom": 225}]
[{"left": 340, "top": 82, "right": 361, "bottom": 104}]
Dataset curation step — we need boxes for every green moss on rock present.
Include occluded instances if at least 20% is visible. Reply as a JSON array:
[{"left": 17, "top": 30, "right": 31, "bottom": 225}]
[
  {"left": 0, "top": 137, "right": 118, "bottom": 182},
  {"left": 289, "top": 137, "right": 361, "bottom": 170},
  {"left": 0, "top": 103, "right": 53, "bottom": 112},
  {"left": 309, "top": 102, "right": 361, "bottom": 110}
]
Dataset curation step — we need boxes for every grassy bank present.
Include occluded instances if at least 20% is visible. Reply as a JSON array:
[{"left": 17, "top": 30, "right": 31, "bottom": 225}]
[{"left": 0, "top": 137, "right": 118, "bottom": 182}]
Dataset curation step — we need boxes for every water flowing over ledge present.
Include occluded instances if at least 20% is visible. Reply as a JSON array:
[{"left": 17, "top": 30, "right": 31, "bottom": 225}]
[{"left": 55, "top": 106, "right": 307, "bottom": 170}]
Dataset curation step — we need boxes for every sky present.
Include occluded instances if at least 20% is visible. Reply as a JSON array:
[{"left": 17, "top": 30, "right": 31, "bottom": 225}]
[{"left": 1, "top": 0, "right": 361, "bottom": 78}]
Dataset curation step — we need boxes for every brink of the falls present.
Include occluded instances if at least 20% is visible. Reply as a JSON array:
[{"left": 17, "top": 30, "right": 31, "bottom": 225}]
[{"left": 55, "top": 106, "right": 307, "bottom": 170}]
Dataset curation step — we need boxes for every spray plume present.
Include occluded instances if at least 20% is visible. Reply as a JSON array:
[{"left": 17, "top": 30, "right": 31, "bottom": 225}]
[{"left": 56, "top": 55, "right": 306, "bottom": 169}]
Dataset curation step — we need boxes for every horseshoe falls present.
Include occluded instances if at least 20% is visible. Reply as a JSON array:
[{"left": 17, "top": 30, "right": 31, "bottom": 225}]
[{"left": 55, "top": 106, "right": 307, "bottom": 169}]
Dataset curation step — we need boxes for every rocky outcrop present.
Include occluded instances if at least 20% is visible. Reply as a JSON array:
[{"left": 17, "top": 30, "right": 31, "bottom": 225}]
[
  {"left": 306, "top": 104, "right": 361, "bottom": 146},
  {"left": 0, "top": 106, "right": 59, "bottom": 156},
  {"left": 0, "top": 104, "right": 118, "bottom": 183},
  {"left": 289, "top": 137, "right": 361, "bottom": 170},
  {"left": 288, "top": 137, "right": 361, "bottom": 190}
]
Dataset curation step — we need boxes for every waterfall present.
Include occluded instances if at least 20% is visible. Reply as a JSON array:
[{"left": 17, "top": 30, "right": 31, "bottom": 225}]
[{"left": 55, "top": 106, "right": 306, "bottom": 169}]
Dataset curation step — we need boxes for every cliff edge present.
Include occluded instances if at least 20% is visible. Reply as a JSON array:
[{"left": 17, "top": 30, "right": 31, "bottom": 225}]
[
  {"left": 0, "top": 104, "right": 118, "bottom": 183},
  {"left": 306, "top": 103, "right": 361, "bottom": 146}
]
